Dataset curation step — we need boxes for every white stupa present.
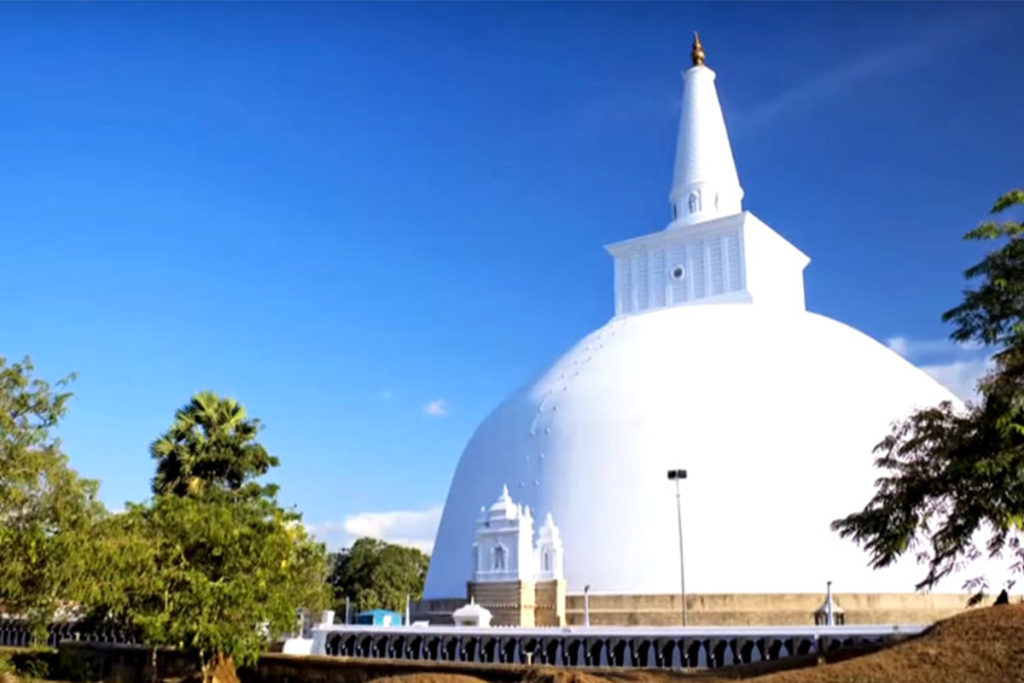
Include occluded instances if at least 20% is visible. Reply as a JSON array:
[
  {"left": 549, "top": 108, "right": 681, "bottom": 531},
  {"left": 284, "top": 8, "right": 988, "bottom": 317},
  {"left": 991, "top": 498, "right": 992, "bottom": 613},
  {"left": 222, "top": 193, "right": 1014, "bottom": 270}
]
[{"left": 424, "top": 35, "right": 963, "bottom": 603}]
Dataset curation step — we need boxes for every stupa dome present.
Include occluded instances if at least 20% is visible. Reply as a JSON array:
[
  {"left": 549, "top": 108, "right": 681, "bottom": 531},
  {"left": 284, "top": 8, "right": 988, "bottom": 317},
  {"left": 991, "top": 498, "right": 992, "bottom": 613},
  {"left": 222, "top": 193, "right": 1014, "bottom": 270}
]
[
  {"left": 423, "top": 35, "right": 972, "bottom": 603},
  {"left": 424, "top": 303, "right": 957, "bottom": 598}
]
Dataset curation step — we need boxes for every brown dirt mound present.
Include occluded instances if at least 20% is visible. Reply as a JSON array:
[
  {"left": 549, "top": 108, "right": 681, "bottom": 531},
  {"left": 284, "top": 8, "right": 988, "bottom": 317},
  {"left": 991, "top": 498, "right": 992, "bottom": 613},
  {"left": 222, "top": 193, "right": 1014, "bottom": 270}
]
[
  {"left": 525, "top": 667, "right": 711, "bottom": 683},
  {"left": 371, "top": 675, "right": 493, "bottom": 683},
  {"left": 745, "top": 603, "right": 1024, "bottom": 683}
]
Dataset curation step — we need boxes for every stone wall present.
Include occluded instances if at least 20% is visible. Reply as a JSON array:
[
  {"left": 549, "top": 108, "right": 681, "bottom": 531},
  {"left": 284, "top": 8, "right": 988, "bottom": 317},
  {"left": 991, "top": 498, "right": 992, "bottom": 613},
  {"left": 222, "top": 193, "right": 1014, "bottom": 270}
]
[
  {"left": 534, "top": 580, "right": 566, "bottom": 627},
  {"left": 467, "top": 581, "right": 536, "bottom": 627},
  {"left": 410, "top": 598, "right": 462, "bottom": 625},
  {"left": 563, "top": 592, "right": 969, "bottom": 626},
  {"left": 57, "top": 642, "right": 197, "bottom": 683},
  {"left": 414, "top": 592, "right": 971, "bottom": 627}
]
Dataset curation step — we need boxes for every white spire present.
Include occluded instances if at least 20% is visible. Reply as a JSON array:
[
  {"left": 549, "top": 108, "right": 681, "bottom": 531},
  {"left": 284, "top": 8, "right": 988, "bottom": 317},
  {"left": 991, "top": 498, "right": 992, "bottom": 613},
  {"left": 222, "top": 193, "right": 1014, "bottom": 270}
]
[
  {"left": 534, "top": 512, "right": 565, "bottom": 581},
  {"left": 606, "top": 31, "right": 809, "bottom": 317},
  {"left": 669, "top": 32, "right": 744, "bottom": 228},
  {"left": 489, "top": 484, "right": 517, "bottom": 519}
]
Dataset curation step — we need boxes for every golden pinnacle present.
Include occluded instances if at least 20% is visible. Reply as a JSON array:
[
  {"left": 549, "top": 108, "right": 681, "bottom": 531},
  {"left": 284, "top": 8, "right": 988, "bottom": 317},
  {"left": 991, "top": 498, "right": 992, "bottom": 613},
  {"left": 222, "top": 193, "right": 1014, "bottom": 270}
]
[{"left": 691, "top": 31, "right": 706, "bottom": 67}]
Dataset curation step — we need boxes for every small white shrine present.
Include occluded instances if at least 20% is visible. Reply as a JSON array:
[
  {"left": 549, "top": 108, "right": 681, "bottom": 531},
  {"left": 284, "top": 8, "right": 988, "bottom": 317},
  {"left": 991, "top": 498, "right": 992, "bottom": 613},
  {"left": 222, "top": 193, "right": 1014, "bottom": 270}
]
[
  {"left": 466, "top": 486, "right": 566, "bottom": 626},
  {"left": 451, "top": 598, "right": 493, "bottom": 628},
  {"left": 471, "top": 485, "right": 564, "bottom": 584}
]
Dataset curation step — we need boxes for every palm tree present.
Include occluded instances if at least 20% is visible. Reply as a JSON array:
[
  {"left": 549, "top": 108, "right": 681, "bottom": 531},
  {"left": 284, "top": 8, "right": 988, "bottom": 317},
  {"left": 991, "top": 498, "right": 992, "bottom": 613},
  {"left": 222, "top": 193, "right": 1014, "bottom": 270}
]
[{"left": 150, "top": 391, "right": 279, "bottom": 497}]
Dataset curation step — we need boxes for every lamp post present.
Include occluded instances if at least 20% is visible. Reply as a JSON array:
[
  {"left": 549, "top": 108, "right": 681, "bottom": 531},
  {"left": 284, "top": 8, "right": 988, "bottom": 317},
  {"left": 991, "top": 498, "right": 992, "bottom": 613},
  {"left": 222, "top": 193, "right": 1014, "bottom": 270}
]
[
  {"left": 825, "top": 581, "right": 834, "bottom": 626},
  {"left": 667, "top": 468, "right": 688, "bottom": 627},
  {"left": 583, "top": 584, "right": 591, "bottom": 627}
]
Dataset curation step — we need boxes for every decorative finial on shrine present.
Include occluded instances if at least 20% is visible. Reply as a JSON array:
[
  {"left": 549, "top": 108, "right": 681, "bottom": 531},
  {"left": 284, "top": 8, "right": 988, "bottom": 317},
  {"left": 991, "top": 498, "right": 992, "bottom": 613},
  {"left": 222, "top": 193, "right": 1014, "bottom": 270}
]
[{"left": 691, "top": 31, "right": 706, "bottom": 67}]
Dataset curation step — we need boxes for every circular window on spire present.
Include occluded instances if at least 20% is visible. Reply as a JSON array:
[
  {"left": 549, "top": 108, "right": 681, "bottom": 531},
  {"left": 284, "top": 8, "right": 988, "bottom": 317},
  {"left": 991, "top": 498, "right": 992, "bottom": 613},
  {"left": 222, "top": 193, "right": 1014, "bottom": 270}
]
[{"left": 671, "top": 265, "right": 686, "bottom": 281}]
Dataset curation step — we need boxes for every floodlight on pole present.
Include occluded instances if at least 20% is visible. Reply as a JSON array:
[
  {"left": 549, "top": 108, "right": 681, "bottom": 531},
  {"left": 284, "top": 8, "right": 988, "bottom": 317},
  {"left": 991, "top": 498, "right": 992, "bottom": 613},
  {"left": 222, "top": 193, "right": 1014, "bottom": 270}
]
[{"left": 667, "top": 468, "right": 688, "bottom": 627}]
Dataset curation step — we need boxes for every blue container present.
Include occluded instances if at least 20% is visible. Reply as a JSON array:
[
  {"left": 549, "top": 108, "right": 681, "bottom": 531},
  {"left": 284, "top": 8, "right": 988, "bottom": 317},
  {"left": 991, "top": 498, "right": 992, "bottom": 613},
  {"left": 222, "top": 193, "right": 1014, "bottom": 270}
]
[{"left": 354, "top": 609, "right": 403, "bottom": 626}]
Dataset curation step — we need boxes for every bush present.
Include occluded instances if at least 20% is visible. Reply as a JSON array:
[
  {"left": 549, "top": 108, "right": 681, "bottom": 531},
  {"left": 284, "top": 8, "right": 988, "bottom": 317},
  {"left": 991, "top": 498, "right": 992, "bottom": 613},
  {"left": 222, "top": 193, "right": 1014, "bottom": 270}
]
[
  {"left": 0, "top": 650, "right": 55, "bottom": 682},
  {"left": 16, "top": 657, "right": 49, "bottom": 681},
  {"left": 0, "top": 653, "right": 19, "bottom": 683},
  {"left": 0, "top": 654, "right": 16, "bottom": 676},
  {"left": 55, "top": 657, "right": 99, "bottom": 683}
]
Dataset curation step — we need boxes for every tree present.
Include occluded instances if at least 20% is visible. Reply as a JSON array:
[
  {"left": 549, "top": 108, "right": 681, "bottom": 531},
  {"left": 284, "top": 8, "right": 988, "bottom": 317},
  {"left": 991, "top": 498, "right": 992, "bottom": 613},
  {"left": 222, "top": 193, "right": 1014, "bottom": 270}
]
[
  {"left": 0, "top": 356, "right": 103, "bottom": 641},
  {"left": 151, "top": 391, "right": 278, "bottom": 497},
  {"left": 90, "top": 493, "right": 327, "bottom": 681},
  {"left": 833, "top": 190, "right": 1024, "bottom": 597},
  {"left": 328, "top": 538, "right": 430, "bottom": 614},
  {"left": 86, "top": 392, "right": 328, "bottom": 683}
]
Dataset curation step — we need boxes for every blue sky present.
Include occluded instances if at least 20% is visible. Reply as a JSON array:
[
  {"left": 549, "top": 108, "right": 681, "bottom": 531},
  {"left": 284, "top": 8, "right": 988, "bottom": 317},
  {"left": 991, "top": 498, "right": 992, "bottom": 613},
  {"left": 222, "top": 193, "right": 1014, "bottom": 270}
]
[{"left": 2, "top": 3, "right": 1021, "bottom": 551}]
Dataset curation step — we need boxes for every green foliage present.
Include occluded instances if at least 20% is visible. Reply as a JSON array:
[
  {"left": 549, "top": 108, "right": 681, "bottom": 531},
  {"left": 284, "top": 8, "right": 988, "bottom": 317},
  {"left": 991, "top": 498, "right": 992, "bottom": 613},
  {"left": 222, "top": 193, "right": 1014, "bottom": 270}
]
[
  {"left": 85, "top": 392, "right": 328, "bottom": 680},
  {"left": 91, "top": 492, "right": 328, "bottom": 669},
  {"left": 0, "top": 650, "right": 58, "bottom": 681},
  {"left": 0, "top": 653, "right": 15, "bottom": 677},
  {"left": 329, "top": 538, "right": 429, "bottom": 614},
  {"left": 54, "top": 656, "right": 99, "bottom": 683},
  {"left": 944, "top": 192, "right": 1024, "bottom": 352},
  {"left": 151, "top": 391, "right": 278, "bottom": 497},
  {"left": 991, "top": 190, "right": 1024, "bottom": 214},
  {"left": 833, "top": 190, "right": 1024, "bottom": 594},
  {"left": 0, "top": 357, "right": 103, "bottom": 642},
  {"left": 15, "top": 654, "right": 50, "bottom": 680}
]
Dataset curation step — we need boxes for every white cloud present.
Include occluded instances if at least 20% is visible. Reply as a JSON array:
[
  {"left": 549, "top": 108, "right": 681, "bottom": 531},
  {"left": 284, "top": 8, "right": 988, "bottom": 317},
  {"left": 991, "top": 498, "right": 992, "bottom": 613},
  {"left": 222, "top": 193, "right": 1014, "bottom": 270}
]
[
  {"left": 920, "top": 359, "right": 992, "bottom": 404},
  {"left": 885, "top": 336, "right": 980, "bottom": 361},
  {"left": 885, "top": 336, "right": 911, "bottom": 358},
  {"left": 886, "top": 336, "right": 992, "bottom": 403},
  {"left": 423, "top": 399, "right": 448, "bottom": 417},
  {"left": 307, "top": 506, "right": 442, "bottom": 554},
  {"left": 735, "top": 15, "right": 994, "bottom": 133}
]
